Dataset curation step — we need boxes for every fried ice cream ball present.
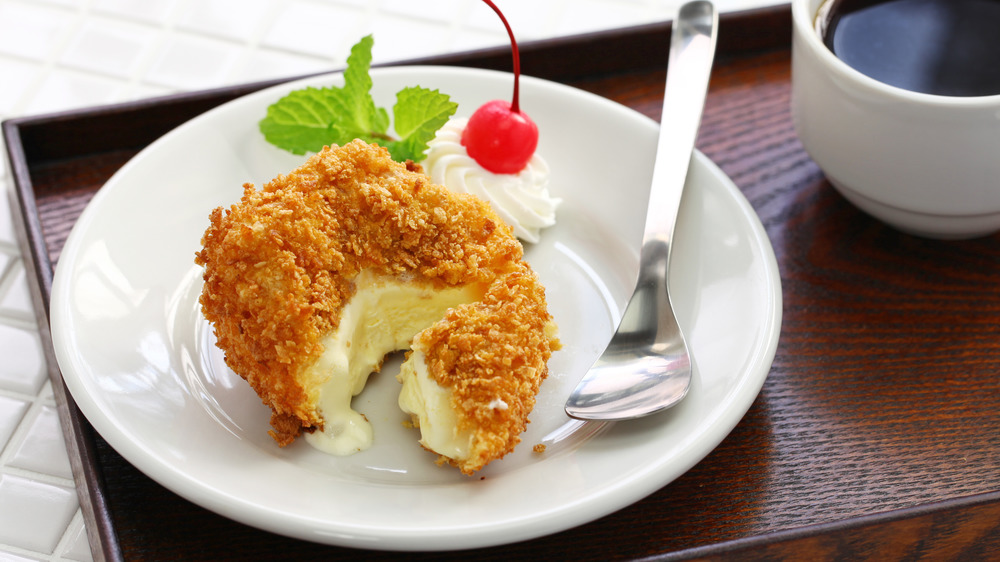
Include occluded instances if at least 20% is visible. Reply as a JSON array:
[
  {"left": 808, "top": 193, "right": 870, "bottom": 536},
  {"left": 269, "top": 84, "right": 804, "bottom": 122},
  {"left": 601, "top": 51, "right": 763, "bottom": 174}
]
[{"left": 195, "top": 140, "right": 559, "bottom": 474}]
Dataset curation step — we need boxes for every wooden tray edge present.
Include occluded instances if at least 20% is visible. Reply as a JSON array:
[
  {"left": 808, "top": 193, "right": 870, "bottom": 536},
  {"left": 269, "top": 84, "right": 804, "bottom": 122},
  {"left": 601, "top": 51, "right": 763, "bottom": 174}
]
[
  {"left": 662, "top": 491, "right": 1000, "bottom": 560},
  {"left": 3, "top": 120, "right": 123, "bottom": 562}
]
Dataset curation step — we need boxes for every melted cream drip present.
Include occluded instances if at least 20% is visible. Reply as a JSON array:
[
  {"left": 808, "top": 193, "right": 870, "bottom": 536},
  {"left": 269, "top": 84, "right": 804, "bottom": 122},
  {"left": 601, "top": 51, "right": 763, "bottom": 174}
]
[
  {"left": 303, "top": 270, "right": 481, "bottom": 456},
  {"left": 422, "top": 118, "right": 560, "bottom": 243}
]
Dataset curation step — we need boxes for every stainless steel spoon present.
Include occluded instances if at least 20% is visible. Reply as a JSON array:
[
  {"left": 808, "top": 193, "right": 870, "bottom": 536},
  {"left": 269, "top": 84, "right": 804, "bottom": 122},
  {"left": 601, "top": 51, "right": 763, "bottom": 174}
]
[{"left": 565, "top": 0, "right": 718, "bottom": 421}]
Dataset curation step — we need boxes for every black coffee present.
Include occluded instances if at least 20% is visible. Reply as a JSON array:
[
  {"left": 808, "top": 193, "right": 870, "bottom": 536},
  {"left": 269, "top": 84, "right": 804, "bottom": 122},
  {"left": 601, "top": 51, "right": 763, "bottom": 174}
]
[{"left": 820, "top": 0, "right": 1000, "bottom": 96}]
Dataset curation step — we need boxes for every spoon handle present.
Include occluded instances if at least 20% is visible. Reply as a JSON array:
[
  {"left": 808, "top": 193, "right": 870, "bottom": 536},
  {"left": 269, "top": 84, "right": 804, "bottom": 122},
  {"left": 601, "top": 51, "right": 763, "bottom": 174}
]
[
  {"left": 564, "top": 1, "right": 718, "bottom": 421},
  {"left": 644, "top": 0, "right": 718, "bottom": 248}
]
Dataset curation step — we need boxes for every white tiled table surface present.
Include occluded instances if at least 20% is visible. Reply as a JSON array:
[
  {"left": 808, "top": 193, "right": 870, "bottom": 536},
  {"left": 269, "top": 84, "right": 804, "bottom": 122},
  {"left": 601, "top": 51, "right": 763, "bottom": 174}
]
[{"left": 0, "top": 0, "right": 777, "bottom": 559}]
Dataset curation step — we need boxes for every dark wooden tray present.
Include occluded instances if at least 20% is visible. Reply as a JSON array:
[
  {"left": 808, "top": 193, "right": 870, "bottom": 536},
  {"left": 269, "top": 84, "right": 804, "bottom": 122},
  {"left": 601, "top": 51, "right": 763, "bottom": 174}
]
[{"left": 5, "top": 5, "right": 999, "bottom": 560}]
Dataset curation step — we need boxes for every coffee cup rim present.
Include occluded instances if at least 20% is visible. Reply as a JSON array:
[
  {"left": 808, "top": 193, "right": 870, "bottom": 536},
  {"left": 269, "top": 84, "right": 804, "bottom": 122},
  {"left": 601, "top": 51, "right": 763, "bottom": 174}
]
[{"left": 792, "top": 0, "right": 1000, "bottom": 106}]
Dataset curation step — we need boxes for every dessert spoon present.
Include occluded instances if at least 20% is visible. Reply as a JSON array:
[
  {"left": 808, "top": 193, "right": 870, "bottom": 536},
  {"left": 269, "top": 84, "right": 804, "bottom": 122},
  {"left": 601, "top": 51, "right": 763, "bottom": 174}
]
[{"left": 564, "top": 0, "right": 718, "bottom": 421}]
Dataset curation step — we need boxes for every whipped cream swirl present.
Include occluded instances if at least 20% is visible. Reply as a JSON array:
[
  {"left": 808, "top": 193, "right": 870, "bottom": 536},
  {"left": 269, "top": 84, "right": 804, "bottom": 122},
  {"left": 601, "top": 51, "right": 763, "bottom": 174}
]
[{"left": 422, "top": 118, "right": 560, "bottom": 243}]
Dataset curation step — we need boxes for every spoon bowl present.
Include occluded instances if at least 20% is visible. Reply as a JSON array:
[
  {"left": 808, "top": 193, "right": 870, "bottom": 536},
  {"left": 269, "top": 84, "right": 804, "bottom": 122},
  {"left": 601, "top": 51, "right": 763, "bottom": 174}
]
[{"left": 565, "top": 0, "right": 718, "bottom": 421}]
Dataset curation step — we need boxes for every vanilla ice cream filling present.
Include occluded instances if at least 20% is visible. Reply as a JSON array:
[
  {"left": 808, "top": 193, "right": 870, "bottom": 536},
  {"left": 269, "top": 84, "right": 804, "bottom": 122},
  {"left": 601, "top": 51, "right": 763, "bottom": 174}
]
[
  {"left": 303, "top": 270, "right": 482, "bottom": 456},
  {"left": 397, "top": 348, "right": 476, "bottom": 460}
]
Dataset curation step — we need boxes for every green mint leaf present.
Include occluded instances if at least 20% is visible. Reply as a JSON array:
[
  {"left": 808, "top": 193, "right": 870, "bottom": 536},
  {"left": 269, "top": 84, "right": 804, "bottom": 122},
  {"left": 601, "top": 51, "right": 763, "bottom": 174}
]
[
  {"left": 260, "top": 36, "right": 384, "bottom": 154},
  {"left": 326, "top": 35, "right": 390, "bottom": 139},
  {"left": 259, "top": 35, "right": 455, "bottom": 162},
  {"left": 258, "top": 87, "right": 342, "bottom": 155},
  {"left": 383, "top": 86, "right": 458, "bottom": 162}
]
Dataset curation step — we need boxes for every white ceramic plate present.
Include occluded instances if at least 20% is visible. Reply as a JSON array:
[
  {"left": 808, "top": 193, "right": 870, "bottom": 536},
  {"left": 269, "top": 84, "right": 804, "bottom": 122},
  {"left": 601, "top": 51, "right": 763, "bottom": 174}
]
[{"left": 50, "top": 67, "right": 782, "bottom": 551}]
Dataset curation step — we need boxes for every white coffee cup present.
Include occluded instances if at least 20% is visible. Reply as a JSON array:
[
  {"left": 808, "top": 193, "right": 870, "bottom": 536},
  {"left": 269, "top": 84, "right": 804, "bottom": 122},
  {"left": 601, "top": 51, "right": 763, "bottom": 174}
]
[{"left": 791, "top": 0, "right": 1000, "bottom": 239}]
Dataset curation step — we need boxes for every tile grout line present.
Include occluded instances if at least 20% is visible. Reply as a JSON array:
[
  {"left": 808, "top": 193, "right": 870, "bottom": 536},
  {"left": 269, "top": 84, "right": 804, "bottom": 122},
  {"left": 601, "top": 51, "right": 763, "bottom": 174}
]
[
  {"left": 5, "top": 0, "right": 92, "bottom": 118},
  {"left": 51, "top": 508, "right": 88, "bottom": 562},
  {"left": 118, "top": 0, "right": 184, "bottom": 100},
  {"left": 0, "top": 543, "right": 58, "bottom": 562},
  {"left": 0, "top": 385, "right": 43, "bottom": 404},
  {"left": 0, "top": 463, "right": 76, "bottom": 490},
  {"left": 218, "top": 0, "right": 293, "bottom": 89},
  {"left": 0, "top": 393, "right": 75, "bottom": 490},
  {"left": 0, "top": 239, "right": 20, "bottom": 254},
  {"left": 0, "top": 249, "right": 15, "bottom": 287},
  {"left": 0, "top": 258, "right": 36, "bottom": 326},
  {"left": 0, "top": 313, "right": 37, "bottom": 332}
]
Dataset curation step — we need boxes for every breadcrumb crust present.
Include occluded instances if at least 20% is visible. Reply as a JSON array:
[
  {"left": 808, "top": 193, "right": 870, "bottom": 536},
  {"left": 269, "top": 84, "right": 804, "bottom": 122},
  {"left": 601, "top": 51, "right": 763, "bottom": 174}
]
[{"left": 195, "top": 140, "right": 559, "bottom": 474}]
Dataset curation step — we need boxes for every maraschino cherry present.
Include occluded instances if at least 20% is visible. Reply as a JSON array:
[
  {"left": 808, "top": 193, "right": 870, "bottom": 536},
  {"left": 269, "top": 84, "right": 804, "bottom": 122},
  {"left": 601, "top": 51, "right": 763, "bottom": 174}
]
[{"left": 462, "top": 0, "right": 539, "bottom": 175}]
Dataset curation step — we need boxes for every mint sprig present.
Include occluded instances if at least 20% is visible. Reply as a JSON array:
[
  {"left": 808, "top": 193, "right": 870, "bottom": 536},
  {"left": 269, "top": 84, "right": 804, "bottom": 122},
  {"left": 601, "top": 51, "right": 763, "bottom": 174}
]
[{"left": 259, "top": 35, "right": 457, "bottom": 162}]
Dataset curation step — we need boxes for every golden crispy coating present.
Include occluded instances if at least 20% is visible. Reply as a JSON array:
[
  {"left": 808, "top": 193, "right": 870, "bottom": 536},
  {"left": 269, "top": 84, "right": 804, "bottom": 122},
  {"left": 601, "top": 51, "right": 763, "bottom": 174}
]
[
  {"left": 416, "top": 263, "right": 560, "bottom": 474},
  {"left": 195, "top": 140, "right": 558, "bottom": 471}
]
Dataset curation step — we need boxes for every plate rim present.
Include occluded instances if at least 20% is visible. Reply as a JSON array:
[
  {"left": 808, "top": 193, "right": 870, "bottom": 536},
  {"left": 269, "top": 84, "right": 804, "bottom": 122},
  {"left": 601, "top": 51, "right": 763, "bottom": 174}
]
[{"left": 49, "top": 65, "right": 782, "bottom": 550}]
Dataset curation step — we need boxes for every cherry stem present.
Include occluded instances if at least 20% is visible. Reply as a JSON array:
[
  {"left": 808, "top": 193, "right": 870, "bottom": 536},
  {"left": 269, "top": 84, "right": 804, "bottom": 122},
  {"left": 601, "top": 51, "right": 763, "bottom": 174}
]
[{"left": 481, "top": 0, "right": 521, "bottom": 114}]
